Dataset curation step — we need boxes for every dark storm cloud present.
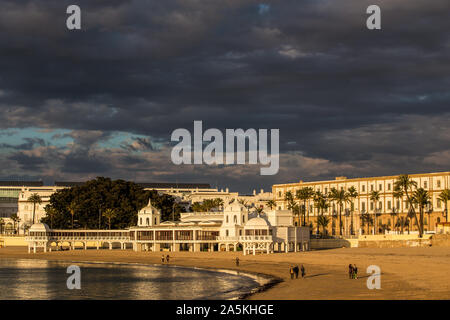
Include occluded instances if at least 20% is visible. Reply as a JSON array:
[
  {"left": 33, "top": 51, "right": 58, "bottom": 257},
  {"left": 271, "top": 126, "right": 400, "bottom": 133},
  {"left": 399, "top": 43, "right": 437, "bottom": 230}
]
[
  {"left": 0, "top": 137, "right": 46, "bottom": 150},
  {"left": 0, "top": 0, "right": 449, "bottom": 191}
]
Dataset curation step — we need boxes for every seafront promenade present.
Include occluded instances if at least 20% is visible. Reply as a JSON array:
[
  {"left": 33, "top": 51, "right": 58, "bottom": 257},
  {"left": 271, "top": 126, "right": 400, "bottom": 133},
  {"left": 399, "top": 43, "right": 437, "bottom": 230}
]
[{"left": 1, "top": 246, "right": 449, "bottom": 299}]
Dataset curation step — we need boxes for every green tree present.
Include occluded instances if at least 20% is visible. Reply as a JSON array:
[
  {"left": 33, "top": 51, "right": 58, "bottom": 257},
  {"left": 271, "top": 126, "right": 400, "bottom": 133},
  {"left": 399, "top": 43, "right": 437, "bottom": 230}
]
[
  {"left": 267, "top": 200, "right": 276, "bottom": 210},
  {"left": 346, "top": 186, "right": 358, "bottom": 235},
  {"left": 438, "top": 189, "right": 450, "bottom": 222},
  {"left": 313, "top": 191, "right": 329, "bottom": 235},
  {"left": 390, "top": 207, "right": 399, "bottom": 233},
  {"left": 412, "top": 188, "right": 430, "bottom": 237},
  {"left": 28, "top": 193, "right": 42, "bottom": 224},
  {"left": 40, "top": 177, "right": 184, "bottom": 229},
  {"left": 317, "top": 215, "right": 330, "bottom": 237},
  {"left": 296, "top": 187, "right": 314, "bottom": 226},
  {"left": 284, "top": 191, "right": 299, "bottom": 225},
  {"left": 10, "top": 214, "right": 20, "bottom": 234},
  {"left": 191, "top": 202, "right": 204, "bottom": 212},
  {"left": 102, "top": 208, "right": 117, "bottom": 230},
  {"left": 394, "top": 175, "right": 419, "bottom": 236},
  {"left": 45, "top": 205, "right": 57, "bottom": 229},
  {"left": 370, "top": 190, "right": 381, "bottom": 234},
  {"left": 329, "top": 188, "right": 349, "bottom": 236},
  {"left": 361, "top": 213, "right": 373, "bottom": 235},
  {"left": 68, "top": 201, "right": 78, "bottom": 230}
]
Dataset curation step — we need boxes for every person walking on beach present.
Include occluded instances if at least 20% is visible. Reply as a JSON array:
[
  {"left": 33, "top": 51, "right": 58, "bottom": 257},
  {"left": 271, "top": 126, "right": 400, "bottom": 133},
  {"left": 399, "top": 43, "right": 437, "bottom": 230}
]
[
  {"left": 293, "top": 265, "right": 299, "bottom": 279},
  {"left": 301, "top": 265, "right": 306, "bottom": 278},
  {"left": 353, "top": 265, "right": 358, "bottom": 279},
  {"left": 166, "top": 254, "right": 170, "bottom": 263},
  {"left": 235, "top": 257, "right": 240, "bottom": 267},
  {"left": 289, "top": 266, "right": 295, "bottom": 279},
  {"left": 161, "top": 254, "right": 165, "bottom": 263},
  {"left": 349, "top": 264, "right": 353, "bottom": 279}
]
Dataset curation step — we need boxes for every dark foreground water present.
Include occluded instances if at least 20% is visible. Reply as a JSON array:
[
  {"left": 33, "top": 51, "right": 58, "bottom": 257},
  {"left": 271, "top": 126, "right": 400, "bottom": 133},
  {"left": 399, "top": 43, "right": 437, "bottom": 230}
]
[{"left": 0, "top": 259, "right": 269, "bottom": 300}]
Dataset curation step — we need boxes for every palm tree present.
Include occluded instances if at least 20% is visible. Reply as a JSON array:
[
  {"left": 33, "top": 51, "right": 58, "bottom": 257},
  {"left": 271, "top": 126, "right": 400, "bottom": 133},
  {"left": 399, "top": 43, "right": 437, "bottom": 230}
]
[
  {"left": 295, "top": 187, "right": 311, "bottom": 226},
  {"left": 284, "top": 191, "right": 299, "bottom": 225},
  {"left": 394, "top": 174, "right": 419, "bottom": 235},
  {"left": 390, "top": 208, "right": 399, "bottom": 233},
  {"left": 438, "top": 189, "right": 450, "bottom": 222},
  {"left": 412, "top": 188, "right": 431, "bottom": 237},
  {"left": 28, "top": 193, "right": 42, "bottom": 224},
  {"left": 214, "top": 198, "right": 224, "bottom": 211},
  {"left": 267, "top": 200, "right": 276, "bottom": 210},
  {"left": 396, "top": 216, "right": 406, "bottom": 234},
  {"left": 361, "top": 213, "right": 373, "bottom": 235},
  {"left": 102, "top": 208, "right": 117, "bottom": 230},
  {"left": 256, "top": 206, "right": 264, "bottom": 216},
  {"left": 10, "top": 214, "right": 20, "bottom": 235},
  {"left": 370, "top": 190, "right": 381, "bottom": 234},
  {"left": 314, "top": 191, "right": 329, "bottom": 234},
  {"left": 329, "top": 188, "right": 348, "bottom": 236},
  {"left": 317, "top": 215, "right": 330, "bottom": 237},
  {"left": 67, "top": 201, "right": 78, "bottom": 229},
  {"left": 346, "top": 186, "right": 358, "bottom": 235},
  {"left": 0, "top": 218, "right": 4, "bottom": 234},
  {"left": 45, "top": 205, "right": 56, "bottom": 229}
]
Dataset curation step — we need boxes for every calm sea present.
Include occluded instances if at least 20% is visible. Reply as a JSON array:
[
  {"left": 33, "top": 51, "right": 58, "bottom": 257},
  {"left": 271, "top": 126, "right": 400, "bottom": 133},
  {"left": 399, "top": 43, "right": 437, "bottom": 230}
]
[{"left": 0, "top": 258, "right": 268, "bottom": 300}]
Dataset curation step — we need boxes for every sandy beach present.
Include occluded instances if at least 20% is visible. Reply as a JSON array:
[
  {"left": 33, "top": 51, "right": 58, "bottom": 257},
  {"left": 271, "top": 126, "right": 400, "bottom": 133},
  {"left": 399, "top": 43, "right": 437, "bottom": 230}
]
[{"left": 1, "top": 246, "right": 449, "bottom": 299}]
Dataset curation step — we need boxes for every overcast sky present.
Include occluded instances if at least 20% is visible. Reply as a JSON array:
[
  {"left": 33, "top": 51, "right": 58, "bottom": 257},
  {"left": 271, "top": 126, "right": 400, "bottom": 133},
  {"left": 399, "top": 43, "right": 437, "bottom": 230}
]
[{"left": 0, "top": 0, "right": 449, "bottom": 193}]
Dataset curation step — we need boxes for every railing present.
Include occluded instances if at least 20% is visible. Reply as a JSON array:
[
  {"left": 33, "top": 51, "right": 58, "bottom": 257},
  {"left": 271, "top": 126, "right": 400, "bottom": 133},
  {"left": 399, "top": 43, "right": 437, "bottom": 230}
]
[
  {"left": 217, "top": 236, "right": 239, "bottom": 241},
  {"left": 26, "top": 235, "right": 131, "bottom": 241},
  {"left": 239, "top": 235, "right": 272, "bottom": 241}
]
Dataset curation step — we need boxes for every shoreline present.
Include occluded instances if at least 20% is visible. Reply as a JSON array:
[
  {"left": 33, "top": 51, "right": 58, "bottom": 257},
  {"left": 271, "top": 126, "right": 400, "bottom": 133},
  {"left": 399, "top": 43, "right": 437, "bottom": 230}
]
[
  {"left": 0, "top": 249, "right": 282, "bottom": 300},
  {"left": 1, "top": 246, "right": 450, "bottom": 299}
]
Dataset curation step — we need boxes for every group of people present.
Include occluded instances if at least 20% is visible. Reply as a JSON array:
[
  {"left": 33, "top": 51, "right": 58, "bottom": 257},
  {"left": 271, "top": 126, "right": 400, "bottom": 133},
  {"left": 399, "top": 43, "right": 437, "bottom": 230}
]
[
  {"left": 161, "top": 254, "right": 170, "bottom": 263},
  {"left": 289, "top": 265, "right": 305, "bottom": 279},
  {"left": 348, "top": 264, "right": 358, "bottom": 279}
]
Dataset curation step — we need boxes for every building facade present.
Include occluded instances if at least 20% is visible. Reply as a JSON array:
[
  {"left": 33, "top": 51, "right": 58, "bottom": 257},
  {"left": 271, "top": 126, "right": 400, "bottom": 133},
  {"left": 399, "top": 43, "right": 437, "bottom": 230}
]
[{"left": 273, "top": 172, "right": 450, "bottom": 235}]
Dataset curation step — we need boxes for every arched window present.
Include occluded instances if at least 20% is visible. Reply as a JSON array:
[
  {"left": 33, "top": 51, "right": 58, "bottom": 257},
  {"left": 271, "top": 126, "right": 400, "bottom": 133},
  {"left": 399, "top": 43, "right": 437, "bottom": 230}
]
[
  {"left": 226, "top": 230, "right": 229, "bottom": 236},
  {"left": 154, "top": 218, "right": 157, "bottom": 225},
  {"left": 140, "top": 218, "right": 142, "bottom": 225},
  {"left": 226, "top": 215, "right": 229, "bottom": 223},
  {"left": 242, "top": 215, "right": 245, "bottom": 223},
  {"left": 234, "top": 215, "right": 237, "bottom": 224},
  {"left": 146, "top": 218, "right": 149, "bottom": 225}
]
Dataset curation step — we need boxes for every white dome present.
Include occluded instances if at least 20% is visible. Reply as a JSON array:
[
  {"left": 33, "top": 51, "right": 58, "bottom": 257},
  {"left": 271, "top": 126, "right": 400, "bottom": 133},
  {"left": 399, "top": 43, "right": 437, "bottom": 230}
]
[
  {"left": 244, "top": 217, "right": 270, "bottom": 229},
  {"left": 29, "top": 223, "right": 51, "bottom": 233}
]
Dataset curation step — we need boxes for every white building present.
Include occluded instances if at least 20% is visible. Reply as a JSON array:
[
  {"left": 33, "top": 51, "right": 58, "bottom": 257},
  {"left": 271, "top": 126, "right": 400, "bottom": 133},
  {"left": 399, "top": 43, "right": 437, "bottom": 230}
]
[{"left": 26, "top": 200, "right": 310, "bottom": 255}]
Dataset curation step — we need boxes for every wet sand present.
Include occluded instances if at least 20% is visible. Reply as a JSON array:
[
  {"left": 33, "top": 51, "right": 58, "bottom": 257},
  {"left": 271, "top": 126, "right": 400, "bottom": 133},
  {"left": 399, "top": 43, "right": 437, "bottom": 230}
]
[{"left": 1, "top": 246, "right": 449, "bottom": 299}]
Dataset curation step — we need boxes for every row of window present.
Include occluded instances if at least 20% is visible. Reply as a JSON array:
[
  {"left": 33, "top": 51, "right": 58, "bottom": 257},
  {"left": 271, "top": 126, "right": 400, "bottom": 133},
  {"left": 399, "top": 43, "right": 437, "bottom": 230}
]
[
  {"left": 278, "top": 198, "right": 444, "bottom": 212},
  {"left": 277, "top": 179, "right": 445, "bottom": 198}
]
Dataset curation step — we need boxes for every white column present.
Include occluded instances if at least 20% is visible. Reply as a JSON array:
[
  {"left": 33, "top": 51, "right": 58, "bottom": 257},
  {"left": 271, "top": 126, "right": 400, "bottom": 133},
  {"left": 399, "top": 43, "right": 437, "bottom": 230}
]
[{"left": 253, "top": 243, "right": 256, "bottom": 255}]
